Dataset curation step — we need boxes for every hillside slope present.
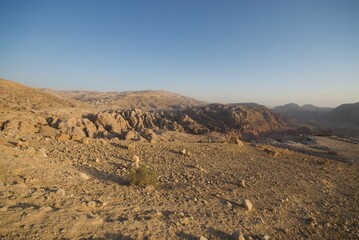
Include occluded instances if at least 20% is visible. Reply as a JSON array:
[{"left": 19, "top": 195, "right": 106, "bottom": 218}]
[
  {"left": 44, "top": 89, "right": 206, "bottom": 110},
  {"left": 0, "top": 79, "right": 82, "bottom": 111},
  {"left": 327, "top": 102, "right": 359, "bottom": 125},
  {"left": 272, "top": 103, "right": 333, "bottom": 122}
]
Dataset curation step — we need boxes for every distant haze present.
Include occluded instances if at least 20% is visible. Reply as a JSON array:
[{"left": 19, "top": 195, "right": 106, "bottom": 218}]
[{"left": 0, "top": 0, "right": 358, "bottom": 108}]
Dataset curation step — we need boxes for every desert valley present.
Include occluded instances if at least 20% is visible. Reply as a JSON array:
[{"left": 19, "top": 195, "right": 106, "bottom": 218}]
[{"left": 0, "top": 78, "right": 358, "bottom": 239}]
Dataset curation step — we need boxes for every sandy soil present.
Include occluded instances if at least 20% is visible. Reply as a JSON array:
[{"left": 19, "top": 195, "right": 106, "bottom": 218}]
[{"left": 0, "top": 132, "right": 358, "bottom": 240}]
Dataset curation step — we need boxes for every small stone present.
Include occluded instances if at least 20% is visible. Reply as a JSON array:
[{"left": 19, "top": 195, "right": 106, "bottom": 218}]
[
  {"left": 240, "top": 180, "right": 246, "bottom": 188},
  {"left": 87, "top": 201, "right": 97, "bottom": 208},
  {"left": 244, "top": 199, "right": 253, "bottom": 211},
  {"left": 181, "top": 148, "right": 187, "bottom": 155},
  {"left": 79, "top": 172, "right": 90, "bottom": 180},
  {"left": 260, "top": 235, "right": 270, "bottom": 240},
  {"left": 132, "top": 155, "right": 140, "bottom": 163},
  {"left": 232, "top": 231, "right": 245, "bottom": 240},
  {"left": 178, "top": 212, "right": 185, "bottom": 217},
  {"left": 17, "top": 140, "right": 29, "bottom": 148},
  {"left": 26, "top": 147, "right": 36, "bottom": 154},
  {"left": 82, "top": 138, "right": 90, "bottom": 145},
  {"left": 95, "top": 158, "right": 100, "bottom": 163},
  {"left": 56, "top": 188, "right": 65, "bottom": 196},
  {"left": 40, "top": 206, "right": 53, "bottom": 212},
  {"left": 98, "top": 200, "right": 107, "bottom": 207},
  {"left": 199, "top": 236, "right": 208, "bottom": 240},
  {"left": 153, "top": 210, "right": 162, "bottom": 217},
  {"left": 226, "top": 201, "right": 233, "bottom": 207},
  {"left": 38, "top": 148, "right": 47, "bottom": 157},
  {"left": 235, "top": 139, "right": 244, "bottom": 147}
]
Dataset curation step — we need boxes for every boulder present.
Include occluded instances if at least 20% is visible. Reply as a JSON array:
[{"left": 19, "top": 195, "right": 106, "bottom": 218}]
[
  {"left": 82, "top": 118, "right": 97, "bottom": 138},
  {"left": 56, "top": 133, "right": 70, "bottom": 141},
  {"left": 39, "top": 125, "right": 58, "bottom": 138},
  {"left": 124, "top": 130, "right": 139, "bottom": 140}
]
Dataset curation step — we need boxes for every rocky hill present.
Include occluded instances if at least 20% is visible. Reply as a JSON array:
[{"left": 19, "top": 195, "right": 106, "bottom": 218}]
[
  {"left": 272, "top": 103, "right": 333, "bottom": 122},
  {"left": 327, "top": 102, "right": 359, "bottom": 126},
  {"left": 0, "top": 79, "right": 82, "bottom": 111},
  {"left": 42, "top": 89, "right": 206, "bottom": 110}
]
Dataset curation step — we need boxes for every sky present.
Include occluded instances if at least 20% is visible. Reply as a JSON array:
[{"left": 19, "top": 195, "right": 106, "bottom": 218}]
[{"left": 0, "top": 0, "right": 358, "bottom": 107}]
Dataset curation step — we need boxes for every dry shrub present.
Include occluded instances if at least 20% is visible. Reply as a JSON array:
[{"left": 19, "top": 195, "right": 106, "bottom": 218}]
[{"left": 128, "top": 165, "right": 159, "bottom": 188}]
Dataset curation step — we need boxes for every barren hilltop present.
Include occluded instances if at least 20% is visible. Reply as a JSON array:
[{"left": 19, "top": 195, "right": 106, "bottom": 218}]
[
  {"left": 0, "top": 78, "right": 359, "bottom": 240},
  {"left": 39, "top": 88, "right": 206, "bottom": 110}
]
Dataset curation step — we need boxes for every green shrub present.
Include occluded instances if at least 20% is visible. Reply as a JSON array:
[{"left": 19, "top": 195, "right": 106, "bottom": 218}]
[{"left": 128, "top": 165, "right": 159, "bottom": 188}]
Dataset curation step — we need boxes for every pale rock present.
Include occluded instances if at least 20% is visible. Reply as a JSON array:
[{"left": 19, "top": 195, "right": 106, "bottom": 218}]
[
  {"left": 17, "top": 140, "right": 29, "bottom": 148},
  {"left": 132, "top": 155, "right": 140, "bottom": 163},
  {"left": 26, "top": 147, "right": 36, "bottom": 154},
  {"left": 240, "top": 180, "right": 246, "bottom": 188},
  {"left": 87, "top": 201, "right": 97, "bottom": 208},
  {"left": 130, "top": 155, "right": 140, "bottom": 168},
  {"left": 244, "top": 199, "right": 253, "bottom": 211},
  {"left": 79, "top": 172, "right": 90, "bottom": 180},
  {"left": 236, "top": 139, "right": 244, "bottom": 147},
  {"left": 56, "top": 188, "right": 65, "bottom": 196},
  {"left": 181, "top": 148, "right": 187, "bottom": 155},
  {"left": 40, "top": 206, "right": 53, "bottom": 212},
  {"left": 38, "top": 148, "right": 47, "bottom": 157}
]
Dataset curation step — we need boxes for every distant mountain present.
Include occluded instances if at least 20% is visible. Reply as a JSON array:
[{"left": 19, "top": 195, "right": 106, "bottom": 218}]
[
  {"left": 273, "top": 103, "right": 332, "bottom": 113},
  {"left": 0, "top": 78, "right": 82, "bottom": 111},
  {"left": 327, "top": 102, "right": 359, "bottom": 126},
  {"left": 43, "top": 89, "right": 207, "bottom": 110},
  {"left": 272, "top": 103, "right": 333, "bottom": 122}
]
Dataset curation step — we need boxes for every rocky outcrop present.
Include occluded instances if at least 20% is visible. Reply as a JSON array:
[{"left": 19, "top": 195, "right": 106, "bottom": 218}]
[
  {"left": 62, "top": 104, "right": 283, "bottom": 140},
  {"left": 0, "top": 104, "right": 285, "bottom": 141}
]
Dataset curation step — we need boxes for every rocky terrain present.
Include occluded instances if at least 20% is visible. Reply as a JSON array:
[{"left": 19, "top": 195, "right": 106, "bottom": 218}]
[
  {"left": 1, "top": 80, "right": 285, "bottom": 143},
  {"left": 1, "top": 79, "right": 359, "bottom": 239}
]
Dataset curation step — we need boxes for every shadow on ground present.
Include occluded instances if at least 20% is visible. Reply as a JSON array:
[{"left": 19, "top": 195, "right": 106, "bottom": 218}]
[
  {"left": 175, "top": 231, "right": 197, "bottom": 240},
  {"left": 76, "top": 166, "right": 129, "bottom": 186}
]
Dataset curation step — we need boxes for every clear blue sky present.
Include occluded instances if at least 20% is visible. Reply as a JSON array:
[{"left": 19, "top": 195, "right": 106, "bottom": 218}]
[{"left": 0, "top": 0, "right": 358, "bottom": 107}]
